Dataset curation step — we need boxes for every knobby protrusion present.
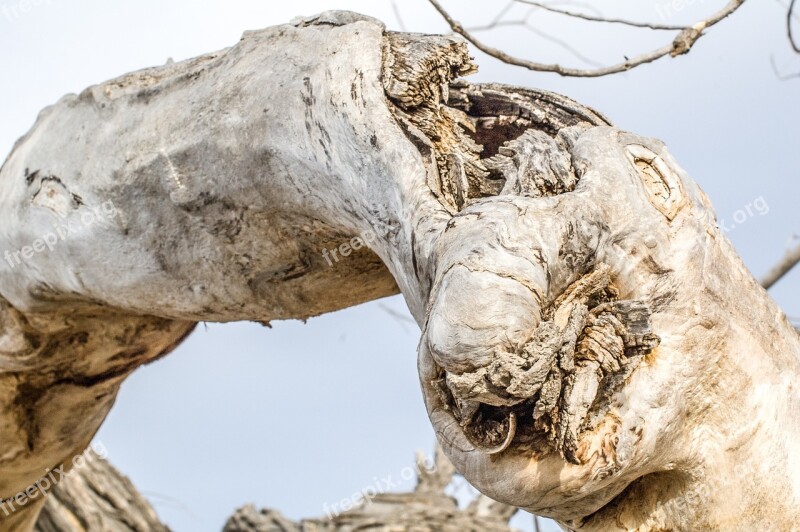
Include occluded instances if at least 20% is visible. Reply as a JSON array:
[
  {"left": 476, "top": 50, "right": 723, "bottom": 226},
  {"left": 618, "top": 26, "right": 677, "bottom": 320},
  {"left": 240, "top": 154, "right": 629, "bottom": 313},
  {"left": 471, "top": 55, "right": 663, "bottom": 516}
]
[{"left": 437, "top": 264, "right": 659, "bottom": 463}]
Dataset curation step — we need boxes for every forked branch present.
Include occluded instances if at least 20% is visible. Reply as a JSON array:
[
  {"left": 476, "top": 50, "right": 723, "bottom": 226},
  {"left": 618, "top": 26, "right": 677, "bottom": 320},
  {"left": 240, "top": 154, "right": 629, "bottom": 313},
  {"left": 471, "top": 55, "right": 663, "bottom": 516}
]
[{"left": 427, "top": 0, "right": 747, "bottom": 77}]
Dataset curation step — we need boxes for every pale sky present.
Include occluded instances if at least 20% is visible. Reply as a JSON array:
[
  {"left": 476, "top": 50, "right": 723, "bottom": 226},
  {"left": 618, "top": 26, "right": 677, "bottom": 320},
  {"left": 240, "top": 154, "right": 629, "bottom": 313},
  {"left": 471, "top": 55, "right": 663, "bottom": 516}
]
[{"left": 1, "top": 1, "right": 797, "bottom": 531}]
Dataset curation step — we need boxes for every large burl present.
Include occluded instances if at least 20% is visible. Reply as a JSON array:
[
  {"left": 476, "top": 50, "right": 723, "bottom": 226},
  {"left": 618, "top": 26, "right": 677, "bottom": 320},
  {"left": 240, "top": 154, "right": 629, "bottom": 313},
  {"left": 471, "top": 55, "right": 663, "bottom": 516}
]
[
  {"left": 417, "top": 78, "right": 800, "bottom": 532},
  {"left": 1, "top": 11, "right": 799, "bottom": 531},
  {"left": 390, "top": 26, "right": 800, "bottom": 532}
]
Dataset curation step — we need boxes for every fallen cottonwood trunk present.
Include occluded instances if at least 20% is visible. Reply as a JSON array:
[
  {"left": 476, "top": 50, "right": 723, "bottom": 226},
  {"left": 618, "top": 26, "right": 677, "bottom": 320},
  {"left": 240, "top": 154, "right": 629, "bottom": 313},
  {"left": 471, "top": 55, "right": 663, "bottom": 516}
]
[{"left": 0, "top": 10, "right": 798, "bottom": 531}]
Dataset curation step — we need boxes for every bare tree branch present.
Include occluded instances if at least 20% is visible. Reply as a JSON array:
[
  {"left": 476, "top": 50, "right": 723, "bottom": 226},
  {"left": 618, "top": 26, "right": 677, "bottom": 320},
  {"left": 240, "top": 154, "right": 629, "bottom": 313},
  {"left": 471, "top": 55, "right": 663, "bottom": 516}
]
[
  {"left": 390, "top": 0, "right": 407, "bottom": 32},
  {"left": 761, "top": 242, "right": 800, "bottom": 289},
  {"left": 524, "top": 23, "right": 605, "bottom": 67},
  {"left": 548, "top": 1, "right": 605, "bottom": 18},
  {"left": 789, "top": 0, "right": 800, "bottom": 52},
  {"left": 427, "top": 0, "right": 748, "bottom": 77},
  {"left": 514, "top": 0, "right": 688, "bottom": 31},
  {"left": 487, "top": 0, "right": 517, "bottom": 28},
  {"left": 466, "top": 11, "right": 604, "bottom": 68},
  {"left": 770, "top": 55, "right": 800, "bottom": 80}
]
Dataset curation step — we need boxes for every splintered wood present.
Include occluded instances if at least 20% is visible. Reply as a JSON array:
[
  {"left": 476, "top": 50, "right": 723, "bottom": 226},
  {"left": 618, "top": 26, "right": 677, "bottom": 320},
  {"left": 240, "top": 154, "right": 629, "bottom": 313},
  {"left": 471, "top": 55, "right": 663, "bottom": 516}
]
[
  {"left": 382, "top": 31, "right": 660, "bottom": 464},
  {"left": 383, "top": 32, "right": 486, "bottom": 213},
  {"left": 382, "top": 34, "right": 604, "bottom": 211},
  {"left": 436, "top": 264, "right": 659, "bottom": 463}
]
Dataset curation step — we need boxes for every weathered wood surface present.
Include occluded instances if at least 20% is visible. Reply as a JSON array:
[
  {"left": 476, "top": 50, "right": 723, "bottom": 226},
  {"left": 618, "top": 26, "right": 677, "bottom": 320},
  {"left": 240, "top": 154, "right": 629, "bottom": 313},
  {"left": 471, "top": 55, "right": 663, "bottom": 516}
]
[
  {"left": 0, "top": 10, "right": 798, "bottom": 531},
  {"left": 35, "top": 456, "right": 168, "bottom": 532},
  {"left": 35, "top": 447, "right": 515, "bottom": 532},
  {"left": 224, "top": 447, "right": 517, "bottom": 532}
]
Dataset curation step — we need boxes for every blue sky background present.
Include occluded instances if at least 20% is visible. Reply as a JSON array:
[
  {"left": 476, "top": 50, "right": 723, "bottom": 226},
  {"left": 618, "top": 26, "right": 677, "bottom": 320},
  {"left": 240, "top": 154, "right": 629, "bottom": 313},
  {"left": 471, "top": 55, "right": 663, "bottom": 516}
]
[{"left": 1, "top": 1, "right": 797, "bottom": 531}]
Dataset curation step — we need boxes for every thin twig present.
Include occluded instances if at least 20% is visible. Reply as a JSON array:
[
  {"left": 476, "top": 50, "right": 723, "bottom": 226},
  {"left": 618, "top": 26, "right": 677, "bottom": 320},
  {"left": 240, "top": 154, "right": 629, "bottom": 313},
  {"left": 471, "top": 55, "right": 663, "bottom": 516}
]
[
  {"left": 789, "top": 0, "right": 800, "bottom": 52},
  {"left": 390, "top": 0, "right": 407, "bottom": 32},
  {"left": 526, "top": 23, "right": 605, "bottom": 67},
  {"left": 770, "top": 55, "right": 800, "bottom": 80},
  {"left": 514, "top": 0, "right": 688, "bottom": 30},
  {"left": 427, "top": 0, "right": 748, "bottom": 77},
  {"left": 466, "top": 17, "right": 526, "bottom": 32},
  {"left": 548, "top": 0, "right": 604, "bottom": 18},
  {"left": 488, "top": 0, "right": 516, "bottom": 28},
  {"left": 465, "top": 2, "right": 531, "bottom": 32},
  {"left": 761, "top": 242, "right": 800, "bottom": 289},
  {"left": 467, "top": 16, "right": 603, "bottom": 67},
  {"left": 378, "top": 302, "right": 417, "bottom": 332}
]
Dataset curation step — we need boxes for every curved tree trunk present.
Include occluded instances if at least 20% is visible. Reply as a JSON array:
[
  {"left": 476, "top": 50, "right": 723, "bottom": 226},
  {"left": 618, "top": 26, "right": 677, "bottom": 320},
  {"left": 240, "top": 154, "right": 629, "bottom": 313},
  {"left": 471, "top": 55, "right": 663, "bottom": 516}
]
[{"left": 1, "top": 10, "right": 798, "bottom": 531}]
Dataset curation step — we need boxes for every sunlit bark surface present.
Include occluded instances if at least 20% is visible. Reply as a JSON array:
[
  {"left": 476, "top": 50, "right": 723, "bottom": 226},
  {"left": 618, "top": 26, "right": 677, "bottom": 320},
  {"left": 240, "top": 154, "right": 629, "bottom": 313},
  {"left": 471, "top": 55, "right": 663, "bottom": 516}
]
[{"left": 0, "top": 10, "right": 796, "bottom": 531}]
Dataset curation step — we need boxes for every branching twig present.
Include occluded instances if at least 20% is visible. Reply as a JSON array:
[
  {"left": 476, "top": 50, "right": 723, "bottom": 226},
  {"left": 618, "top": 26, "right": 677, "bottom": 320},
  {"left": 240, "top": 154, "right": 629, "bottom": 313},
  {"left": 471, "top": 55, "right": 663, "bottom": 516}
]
[
  {"left": 378, "top": 302, "right": 417, "bottom": 332},
  {"left": 514, "top": 0, "right": 688, "bottom": 30},
  {"left": 427, "top": 0, "right": 748, "bottom": 77},
  {"left": 548, "top": 0, "right": 605, "bottom": 18},
  {"left": 761, "top": 242, "right": 800, "bottom": 289},
  {"left": 391, "top": 0, "right": 407, "bottom": 31},
  {"left": 487, "top": 0, "right": 517, "bottom": 28},
  {"left": 525, "top": 23, "right": 605, "bottom": 67},
  {"left": 789, "top": 0, "right": 800, "bottom": 52},
  {"left": 467, "top": 13, "right": 603, "bottom": 67},
  {"left": 770, "top": 55, "right": 800, "bottom": 80}
]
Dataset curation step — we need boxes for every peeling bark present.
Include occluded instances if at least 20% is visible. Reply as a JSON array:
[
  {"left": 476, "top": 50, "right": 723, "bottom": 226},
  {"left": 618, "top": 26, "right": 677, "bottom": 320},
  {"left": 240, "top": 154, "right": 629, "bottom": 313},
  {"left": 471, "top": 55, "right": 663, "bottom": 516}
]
[{"left": 1, "top": 10, "right": 799, "bottom": 531}]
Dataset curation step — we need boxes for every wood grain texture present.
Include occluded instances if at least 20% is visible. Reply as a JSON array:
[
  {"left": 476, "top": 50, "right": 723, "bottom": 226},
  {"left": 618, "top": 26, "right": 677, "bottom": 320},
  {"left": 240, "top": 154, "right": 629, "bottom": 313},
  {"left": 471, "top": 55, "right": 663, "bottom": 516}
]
[
  {"left": 223, "top": 448, "right": 517, "bottom": 532},
  {"left": 0, "top": 10, "right": 797, "bottom": 531},
  {"left": 35, "top": 457, "right": 168, "bottom": 532}
]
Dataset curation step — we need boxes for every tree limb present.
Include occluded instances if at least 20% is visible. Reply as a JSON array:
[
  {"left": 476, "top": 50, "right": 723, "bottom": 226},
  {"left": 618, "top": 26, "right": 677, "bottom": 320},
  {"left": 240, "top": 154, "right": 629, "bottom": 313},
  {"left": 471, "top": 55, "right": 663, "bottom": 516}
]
[
  {"left": 761, "top": 242, "right": 800, "bottom": 289},
  {"left": 514, "top": 0, "right": 688, "bottom": 31},
  {"left": 427, "top": 0, "right": 748, "bottom": 77},
  {"left": 770, "top": 55, "right": 800, "bottom": 80}
]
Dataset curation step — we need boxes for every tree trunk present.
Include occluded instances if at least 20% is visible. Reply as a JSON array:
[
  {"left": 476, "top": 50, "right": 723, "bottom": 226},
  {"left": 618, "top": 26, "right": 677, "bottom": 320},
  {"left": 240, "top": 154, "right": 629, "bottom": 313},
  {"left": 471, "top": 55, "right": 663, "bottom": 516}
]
[{"left": 1, "top": 10, "right": 797, "bottom": 531}]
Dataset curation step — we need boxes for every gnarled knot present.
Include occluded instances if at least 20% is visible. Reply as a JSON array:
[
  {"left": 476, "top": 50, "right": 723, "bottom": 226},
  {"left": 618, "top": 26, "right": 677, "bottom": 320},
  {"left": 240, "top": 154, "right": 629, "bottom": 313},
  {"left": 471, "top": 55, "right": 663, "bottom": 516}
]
[
  {"left": 484, "top": 128, "right": 580, "bottom": 199},
  {"left": 433, "top": 263, "right": 659, "bottom": 463}
]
